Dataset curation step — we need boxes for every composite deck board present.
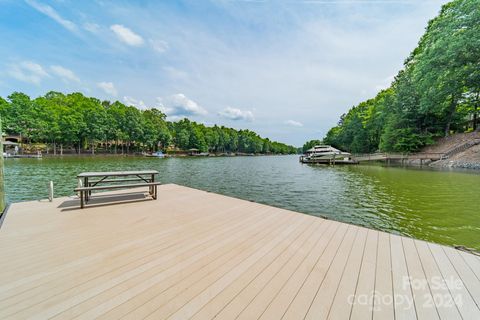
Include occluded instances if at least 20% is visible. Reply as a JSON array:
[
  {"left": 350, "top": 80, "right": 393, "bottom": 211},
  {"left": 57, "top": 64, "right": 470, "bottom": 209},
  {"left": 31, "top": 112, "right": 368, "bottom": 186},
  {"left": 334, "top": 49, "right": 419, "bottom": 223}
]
[
  {"left": 111, "top": 213, "right": 310, "bottom": 320},
  {"left": 459, "top": 250, "right": 480, "bottom": 280},
  {"left": 414, "top": 240, "right": 462, "bottom": 320},
  {"left": 61, "top": 208, "right": 297, "bottom": 319},
  {"left": 304, "top": 225, "right": 359, "bottom": 319},
  {"left": 326, "top": 228, "right": 368, "bottom": 319},
  {"left": 428, "top": 243, "right": 480, "bottom": 319},
  {"left": 112, "top": 216, "right": 325, "bottom": 320},
  {"left": 443, "top": 246, "right": 480, "bottom": 308},
  {"left": 0, "top": 190, "right": 235, "bottom": 281},
  {"left": 0, "top": 184, "right": 478, "bottom": 319},
  {"left": 258, "top": 221, "right": 340, "bottom": 320},
  {"left": 281, "top": 223, "right": 350, "bottom": 319},
  {"left": 372, "top": 232, "right": 395, "bottom": 320},
  {"left": 197, "top": 221, "right": 337, "bottom": 320},
  {"left": 349, "top": 229, "right": 379, "bottom": 319},
  {"left": 234, "top": 219, "right": 328, "bottom": 320},
  {"left": 1, "top": 202, "right": 268, "bottom": 317},
  {"left": 402, "top": 237, "right": 439, "bottom": 320},
  {"left": 9, "top": 208, "right": 276, "bottom": 318},
  {"left": 164, "top": 222, "right": 312, "bottom": 319},
  {"left": 156, "top": 216, "right": 312, "bottom": 320},
  {"left": 0, "top": 204, "right": 260, "bottom": 312},
  {"left": 1, "top": 200, "right": 255, "bottom": 296}
]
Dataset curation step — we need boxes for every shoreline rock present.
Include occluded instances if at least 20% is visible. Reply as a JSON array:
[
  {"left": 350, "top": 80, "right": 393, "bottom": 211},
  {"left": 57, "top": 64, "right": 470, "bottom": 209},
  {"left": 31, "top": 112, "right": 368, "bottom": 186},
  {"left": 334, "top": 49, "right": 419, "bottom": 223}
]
[{"left": 429, "top": 160, "right": 480, "bottom": 170}]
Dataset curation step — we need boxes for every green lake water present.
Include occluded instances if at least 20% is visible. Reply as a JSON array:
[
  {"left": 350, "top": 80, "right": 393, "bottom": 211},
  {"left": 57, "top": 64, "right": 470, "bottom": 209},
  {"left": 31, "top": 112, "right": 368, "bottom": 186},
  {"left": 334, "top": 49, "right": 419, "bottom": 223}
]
[{"left": 3, "top": 155, "right": 480, "bottom": 250}]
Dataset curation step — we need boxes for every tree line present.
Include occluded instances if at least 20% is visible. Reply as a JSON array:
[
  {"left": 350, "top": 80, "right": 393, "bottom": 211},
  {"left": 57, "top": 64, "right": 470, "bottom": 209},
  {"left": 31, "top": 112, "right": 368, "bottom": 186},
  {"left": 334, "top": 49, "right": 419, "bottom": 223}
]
[
  {"left": 323, "top": 0, "right": 479, "bottom": 154},
  {"left": 0, "top": 91, "right": 297, "bottom": 155},
  {"left": 301, "top": 140, "right": 322, "bottom": 153}
]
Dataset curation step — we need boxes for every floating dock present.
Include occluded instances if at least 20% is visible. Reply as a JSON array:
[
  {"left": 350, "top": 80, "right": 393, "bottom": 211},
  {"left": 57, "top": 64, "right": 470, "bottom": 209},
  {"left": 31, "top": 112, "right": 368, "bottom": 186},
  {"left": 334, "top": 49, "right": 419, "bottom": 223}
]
[
  {"left": 299, "top": 156, "right": 359, "bottom": 165},
  {"left": 3, "top": 154, "right": 42, "bottom": 159},
  {"left": 0, "top": 184, "right": 479, "bottom": 319}
]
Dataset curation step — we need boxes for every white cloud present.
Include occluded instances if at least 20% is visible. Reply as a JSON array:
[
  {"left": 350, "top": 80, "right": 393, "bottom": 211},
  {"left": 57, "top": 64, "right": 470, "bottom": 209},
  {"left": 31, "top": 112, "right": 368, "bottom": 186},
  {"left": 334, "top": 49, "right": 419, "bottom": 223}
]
[
  {"left": 26, "top": 0, "right": 77, "bottom": 32},
  {"left": 285, "top": 120, "right": 304, "bottom": 127},
  {"left": 165, "top": 115, "right": 183, "bottom": 122},
  {"left": 374, "top": 75, "right": 395, "bottom": 91},
  {"left": 8, "top": 61, "right": 49, "bottom": 85},
  {"left": 97, "top": 81, "right": 118, "bottom": 96},
  {"left": 110, "top": 24, "right": 144, "bottom": 46},
  {"left": 83, "top": 22, "right": 100, "bottom": 33},
  {"left": 123, "top": 96, "right": 147, "bottom": 109},
  {"left": 163, "top": 66, "right": 189, "bottom": 81},
  {"left": 149, "top": 39, "right": 169, "bottom": 53},
  {"left": 13, "top": 1, "right": 443, "bottom": 146},
  {"left": 50, "top": 65, "right": 80, "bottom": 83},
  {"left": 158, "top": 93, "right": 207, "bottom": 117},
  {"left": 218, "top": 107, "right": 254, "bottom": 122}
]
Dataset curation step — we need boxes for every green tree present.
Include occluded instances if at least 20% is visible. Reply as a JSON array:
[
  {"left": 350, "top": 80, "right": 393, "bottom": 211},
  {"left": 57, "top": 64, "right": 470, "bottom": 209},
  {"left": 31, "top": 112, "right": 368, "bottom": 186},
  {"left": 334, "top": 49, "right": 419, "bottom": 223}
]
[
  {"left": 302, "top": 140, "right": 322, "bottom": 153},
  {"left": 0, "top": 92, "right": 296, "bottom": 155},
  {"left": 322, "top": 0, "right": 480, "bottom": 153}
]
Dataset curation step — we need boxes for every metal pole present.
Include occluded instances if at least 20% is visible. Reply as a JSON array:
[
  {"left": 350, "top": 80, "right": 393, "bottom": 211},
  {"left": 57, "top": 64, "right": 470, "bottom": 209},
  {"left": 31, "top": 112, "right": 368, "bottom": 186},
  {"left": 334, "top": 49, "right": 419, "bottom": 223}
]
[
  {"left": 0, "top": 118, "right": 5, "bottom": 213},
  {"left": 48, "top": 181, "right": 54, "bottom": 202},
  {"left": 77, "top": 178, "right": 83, "bottom": 198}
]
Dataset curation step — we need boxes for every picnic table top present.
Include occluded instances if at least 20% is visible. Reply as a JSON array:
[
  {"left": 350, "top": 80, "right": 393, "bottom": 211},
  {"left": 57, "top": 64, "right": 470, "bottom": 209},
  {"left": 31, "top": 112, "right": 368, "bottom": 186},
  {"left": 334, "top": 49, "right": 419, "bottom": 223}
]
[{"left": 77, "top": 170, "right": 159, "bottom": 178}]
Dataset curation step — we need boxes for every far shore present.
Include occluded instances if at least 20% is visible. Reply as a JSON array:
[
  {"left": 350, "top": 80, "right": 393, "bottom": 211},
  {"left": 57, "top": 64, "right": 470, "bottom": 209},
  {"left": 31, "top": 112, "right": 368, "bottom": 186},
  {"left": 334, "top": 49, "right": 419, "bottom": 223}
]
[{"left": 3, "top": 151, "right": 296, "bottom": 158}]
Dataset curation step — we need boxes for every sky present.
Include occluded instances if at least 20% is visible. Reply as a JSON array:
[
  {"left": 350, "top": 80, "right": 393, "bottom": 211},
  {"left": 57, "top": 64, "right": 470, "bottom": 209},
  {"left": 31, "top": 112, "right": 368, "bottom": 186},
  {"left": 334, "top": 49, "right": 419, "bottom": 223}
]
[{"left": 0, "top": 0, "right": 448, "bottom": 146}]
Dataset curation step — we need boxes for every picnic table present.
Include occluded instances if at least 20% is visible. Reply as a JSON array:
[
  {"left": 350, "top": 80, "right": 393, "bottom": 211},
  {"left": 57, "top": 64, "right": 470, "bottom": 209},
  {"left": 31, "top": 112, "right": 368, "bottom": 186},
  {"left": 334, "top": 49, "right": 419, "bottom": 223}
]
[{"left": 75, "top": 170, "right": 160, "bottom": 208}]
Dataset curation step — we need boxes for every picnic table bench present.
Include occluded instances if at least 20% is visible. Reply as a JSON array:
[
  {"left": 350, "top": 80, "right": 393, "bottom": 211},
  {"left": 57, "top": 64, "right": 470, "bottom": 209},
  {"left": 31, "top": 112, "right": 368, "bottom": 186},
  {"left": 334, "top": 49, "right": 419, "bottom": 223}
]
[{"left": 75, "top": 170, "right": 160, "bottom": 208}]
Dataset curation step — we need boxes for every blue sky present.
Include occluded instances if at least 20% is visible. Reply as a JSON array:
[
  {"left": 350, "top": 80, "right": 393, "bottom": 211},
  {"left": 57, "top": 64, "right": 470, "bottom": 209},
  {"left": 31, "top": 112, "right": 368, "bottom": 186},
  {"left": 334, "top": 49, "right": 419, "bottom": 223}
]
[{"left": 0, "top": 0, "right": 447, "bottom": 146}]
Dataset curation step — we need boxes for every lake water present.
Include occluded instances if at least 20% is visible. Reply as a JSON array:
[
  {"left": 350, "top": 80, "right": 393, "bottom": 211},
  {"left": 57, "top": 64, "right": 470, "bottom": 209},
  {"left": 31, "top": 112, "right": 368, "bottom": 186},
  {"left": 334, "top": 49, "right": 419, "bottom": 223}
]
[{"left": 4, "top": 155, "right": 480, "bottom": 250}]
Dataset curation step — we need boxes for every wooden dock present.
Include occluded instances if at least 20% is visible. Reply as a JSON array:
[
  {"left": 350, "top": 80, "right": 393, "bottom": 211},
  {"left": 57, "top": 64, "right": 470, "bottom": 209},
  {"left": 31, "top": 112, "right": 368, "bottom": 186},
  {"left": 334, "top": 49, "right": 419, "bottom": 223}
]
[
  {"left": 352, "top": 153, "right": 445, "bottom": 163},
  {"left": 0, "top": 184, "right": 479, "bottom": 319},
  {"left": 299, "top": 156, "right": 358, "bottom": 165}
]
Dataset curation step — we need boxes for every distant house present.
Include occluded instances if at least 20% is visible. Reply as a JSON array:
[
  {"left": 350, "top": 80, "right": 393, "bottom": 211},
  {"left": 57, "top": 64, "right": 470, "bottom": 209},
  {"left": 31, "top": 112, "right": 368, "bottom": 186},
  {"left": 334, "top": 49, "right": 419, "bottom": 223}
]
[
  {"left": 3, "top": 134, "right": 21, "bottom": 144},
  {"left": 188, "top": 148, "right": 200, "bottom": 156},
  {"left": 2, "top": 140, "right": 19, "bottom": 154},
  {"left": 465, "top": 113, "right": 479, "bottom": 131}
]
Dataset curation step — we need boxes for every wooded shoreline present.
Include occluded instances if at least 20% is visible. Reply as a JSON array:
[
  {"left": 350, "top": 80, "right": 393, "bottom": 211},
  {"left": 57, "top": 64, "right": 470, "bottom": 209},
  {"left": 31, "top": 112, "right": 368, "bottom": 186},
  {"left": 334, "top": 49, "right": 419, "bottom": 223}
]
[
  {"left": 0, "top": 92, "right": 297, "bottom": 156},
  {"left": 3, "top": 150, "right": 293, "bottom": 158},
  {"left": 321, "top": 0, "right": 479, "bottom": 155}
]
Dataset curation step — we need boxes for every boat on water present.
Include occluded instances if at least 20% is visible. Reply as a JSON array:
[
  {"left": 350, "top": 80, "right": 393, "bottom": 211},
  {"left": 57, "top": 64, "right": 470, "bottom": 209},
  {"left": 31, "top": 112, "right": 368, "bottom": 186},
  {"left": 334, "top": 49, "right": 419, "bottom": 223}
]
[
  {"left": 188, "top": 148, "right": 209, "bottom": 157},
  {"left": 3, "top": 152, "right": 42, "bottom": 159},
  {"left": 299, "top": 145, "right": 357, "bottom": 164},
  {"left": 146, "top": 151, "right": 165, "bottom": 158}
]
